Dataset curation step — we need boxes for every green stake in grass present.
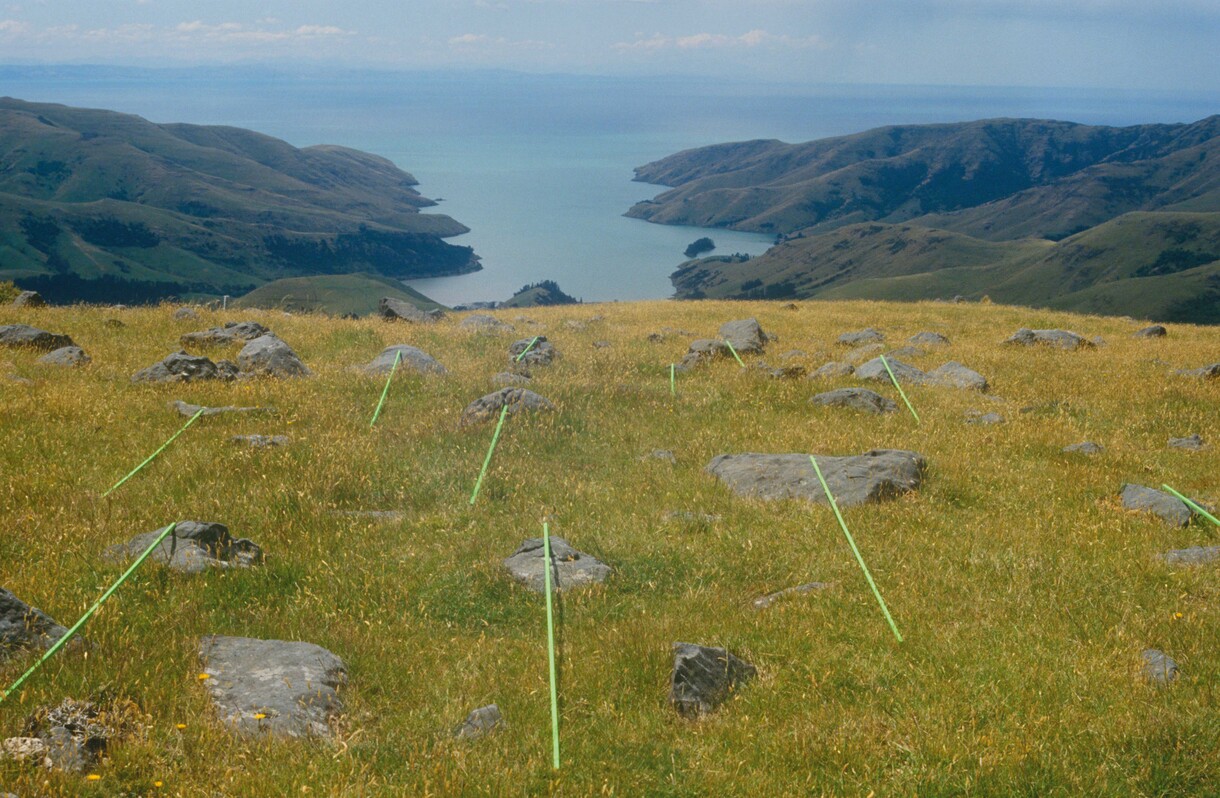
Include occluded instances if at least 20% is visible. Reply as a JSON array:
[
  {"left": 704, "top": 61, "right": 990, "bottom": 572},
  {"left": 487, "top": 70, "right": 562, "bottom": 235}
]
[
  {"left": 1162, "top": 484, "right": 1220, "bottom": 528},
  {"left": 542, "top": 522, "right": 561, "bottom": 770},
  {"left": 1, "top": 522, "right": 179, "bottom": 705},
  {"left": 670, "top": 363, "right": 676, "bottom": 397},
  {"left": 369, "top": 349, "right": 403, "bottom": 429},
  {"left": 103, "top": 409, "right": 204, "bottom": 497},
  {"left": 809, "top": 455, "right": 904, "bottom": 643},
  {"left": 469, "top": 404, "right": 510, "bottom": 506},
  {"left": 879, "top": 354, "right": 920, "bottom": 424},
  {"left": 516, "top": 336, "right": 540, "bottom": 363},
  {"left": 723, "top": 338, "right": 746, "bottom": 368}
]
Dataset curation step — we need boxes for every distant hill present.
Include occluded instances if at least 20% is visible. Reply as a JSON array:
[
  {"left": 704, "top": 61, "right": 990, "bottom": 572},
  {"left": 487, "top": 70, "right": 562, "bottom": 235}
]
[
  {"left": 632, "top": 116, "right": 1220, "bottom": 321},
  {"left": 501, "top": 279, "right": 579, "bottom": 308},
  {"left": 0, "top": 98, "right": 479, "bottom": 303},
  {"left": 233, "top": 273, "right": 445, "bottom": 316}
]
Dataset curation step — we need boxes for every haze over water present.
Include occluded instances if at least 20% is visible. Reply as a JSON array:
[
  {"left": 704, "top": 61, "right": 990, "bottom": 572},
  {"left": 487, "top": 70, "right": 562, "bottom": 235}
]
[{"left": 2, "top": 68, "right": 1215, "bottom": 305}]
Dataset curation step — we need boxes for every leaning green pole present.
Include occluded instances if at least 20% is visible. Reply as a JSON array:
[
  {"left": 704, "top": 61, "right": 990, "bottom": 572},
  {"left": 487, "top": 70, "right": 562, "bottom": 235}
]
[
  {"left": 543, "top": 522, "right": 561, "bottom": 770},
  {"left": 103, "top": 410, "right": 204, "bottom": 497},
  {"left": 879, "top": 355, "right": 920, "bottom": 423},
  {"left": 515, "top": 336, "right": 541, "bottom": 363},
  {"left": 469, "top": 404, "right": 510, "bottom": 506},
  {"left": 809, "top": 456, "right": 904, "bottom": 643},
  {"left": 1162, "top": 484, "right": 1220, "bottom": 528},
  {"left": 723, "top": 339, "right": 746, "bottom": 368},
  {"left": 369, "top": 349, "right": 403, "bottom": 428},
  {"left": 670, "top": 363, "right": 676, "bottom": 397},
  {"left": 1, "top": 522, "right": 179, "bottom": 705}
]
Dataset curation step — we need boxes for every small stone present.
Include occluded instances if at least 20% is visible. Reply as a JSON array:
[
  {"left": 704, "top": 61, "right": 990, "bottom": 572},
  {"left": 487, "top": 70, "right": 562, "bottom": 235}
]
[
  {"left": 1, "top": 587, "right": 71, "bottom": 661},
  {"left": 502, "top": 536, "right": 611, "bottom": 592},
  {"left": 1168, "top": 434, "right": 1206, "bottom": 451},
  {"left": 509, "top": 336, "right": 557, "bottom": 366},
  {"left": 170, "top": 400, "right": 275, "bottom": 418},
  {"left": 0, "top": 324, "right": 74, "bottom": 351},
  {"left": 460, "top": 387, "right": 555, "bottom": 426},
  {"left": 132, "top": 352, "right": 226, "bottom": 384},
  {"left": 1141, "top": 649, "right": 1178, "bottom": 686},
  {"left": 643, "top": 449, "right": 677, "bottom": 463},
  {"left": 10, "top": 290, "right": 45, "bottom": 308},
  {"left": 1, "top": 735, "right": 48, "bottom": 764},
  {"left": 362, "top": 344, "right": 446, "bottom": 376},
  {"left": 669, "top": 642, "right": 756, "bottom": 718},
  {"left": 966, "top": 411, "right": 1004, "bottom": 425},
  {"left": 104, "top": 521, "right": 264, "bottom": 574},
  {"left": 1120, "top": 484, "right": 1192, "bottom": 527},
  {"left": 838, "top": 328, "right": 884, "bottom": 346},
  {"left": 172, "top": 307, "right": 201, "bottom": 321},
  {"left": 662, "top": 510, "right": 721, "bottom": 524},
  {"left": 180, "top": 321, "right": 270, "bottom": 347},
  {"left": 752, "top": 582, "right": 831, "bottom": 610},
  {"left": 1134, "top": 325, "right": 1167, "bottom": 338},
  {"left": 884, "top": 345, "right": 925, "bottom": 361},
  {"left": 379, "top": 297, "right": 445, "bottom": 323},
  {"left": 231, "top": 435, "right": 289, "bottom": 448},
  {"left": 103, "top": 318, "right": 125, "bottom": 328},
  {"left": 844, "top": 343, "right": 885, "bottom": 364},
  {"left": 780, "top": 350, "right": 806, "bottom": 360},
  {"left": 492, "top": 371, "right": 531, "bottom": 386},
  {"left": 925, "top": 361, "right": 988, "bottom": 391},
  {"left": 454, "top": 705, "right": 502, "bottom": 740},
  {"left": 855, "top": 356, "right": 925, "bottom": 383},
  {"left": 1163, "top": 546, "right": 1220, "bottom": 566},
  {"left": 1004, "top": 328, "right": 1094, "bottom": 350},
  {"left": 459, "top": 314, "right": 514, "bottom": 333},
  {"left": 811, "top": 361, "right": 854, "bottom": 379},
  {"left": 1175, "top": 363, "right": 1220, "bottom": 379},
  {"left": 36, "top": 346, "right": 90, "bottom": 367},
  {"left": 1063, "top": 441, "right": 1104, "bottom": 455},
  {"left": 910, "top": 331, "right": 950, "bottom": 345},
  {"left": 762, "top": 364, "right": 806, "bottom": 379},
  {"left": 237, "top": 334, "right": 311, "bottom": 378},
  {"left": 329, "top": 510, "right": 405, "bottom": 523},
  {"left": 811, "top": 387, "right": 897, "bottom": 415},
  {"left": 593, "top": 340, "right": 612, "bottom": 348}
]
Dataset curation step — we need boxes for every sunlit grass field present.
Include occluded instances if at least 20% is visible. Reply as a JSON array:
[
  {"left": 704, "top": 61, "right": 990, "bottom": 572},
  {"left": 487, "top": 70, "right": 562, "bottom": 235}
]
[{"left": 2, "top": 298, "right": 1218, "bottom": 796}]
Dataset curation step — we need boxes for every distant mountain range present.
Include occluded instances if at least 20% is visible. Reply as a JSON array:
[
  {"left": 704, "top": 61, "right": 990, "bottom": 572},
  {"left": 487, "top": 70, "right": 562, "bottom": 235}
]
[
  {"left": 630, "top": 116, "right": 1220, "bottom": 322},
  {"left": 0, "top": 98, "right": 479, "bottom": 303}
]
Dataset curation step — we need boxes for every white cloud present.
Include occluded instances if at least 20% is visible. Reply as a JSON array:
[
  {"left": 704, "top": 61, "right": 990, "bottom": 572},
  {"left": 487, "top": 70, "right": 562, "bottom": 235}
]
[
  {"left": 616, "top": 28, "right": 824, "bottom": 51},
  {"left": 448, "top": 32, "right": 552, "bottom": 50},
  {"left": 0, "top": 18, "right": 29, "bottom": 34}
]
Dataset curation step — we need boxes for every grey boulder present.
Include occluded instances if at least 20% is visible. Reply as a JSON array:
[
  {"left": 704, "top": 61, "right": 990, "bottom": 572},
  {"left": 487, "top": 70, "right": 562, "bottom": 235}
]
[
  {"left": 1120, "top": 484, "right": 1192, "bottom": 527},
  {"left": 854, "top": 356, "right": 925, "bottom": 384},
  {"left": 0, "top": 324, "right": 74, "bottom": 351},
  {"left": 509, "top": 336, "right": 557, "bottom": 366},
  {"left": 380, "top": 297, "right": 445, "bottom": 323},
  {"left": 459, "top": 314, "right": 514, "bottom": 333},
  {"left": 11, "top": 290, "right": 45, "bottom": 308},
  {"left": 1134, "top": 325, "right": 1167, "bottom": 338},
  {"left": 1141, "top": 649, "right": 1178, "bottom": 686},
  {"left": 502, "top": 536, "right": 611, "bottom": 593},
  {"left": 669, "top": 642, "right": 757, "bottom": 718},
  {"left": 718, "top": 318, "right": 766, "bottom": 354},
  {"left": 925, "top": 361, "right": 988, "bottom": 391},
  {"left": 198, "top": 635, "right": 348, "bottom": 738},
  {"left": 811, "top": 387, "right": 897, "bottom": 414},
  {"left": 36, "top": 346, "right": 90, "bottom": 367},
  {"left": 181, "top": 321, "right": 270, "bottom": 346},
  {"left": 492, "top": 371, "right": 531, "bottom": 386},
  {"left": 363, "top": 344, "right": 446, "bottom": 376},
  {"left": 910, "top": 331, "right": 950, "bottom": 346},
  {"left": 132, "top": 351, "right": 228, "bottom": 384},
  {"left": 1163, "top": 546, "right": 1220, "bottom": 566},
  {"left": 237, "top": 334, "right": 311, "bottom": 377},
  {"left": 460, "top": 387, "right": 555, "bottom": 426},
  {"left": 838, "top": 328, "right": 884, "bottom": 346},
  {"left": 1063, "top": 441, "right": 1104, "bottom": 455},
  {"left": 1176, "top": 363, "right": 1220, "bottom": 379},
  {"left": 170, "top": 399, "right": 275, "bottom": 417},
  {"left": 1, "top": 587, "right": 70, "bottom": 662},
  {"left": 707, "top": 450, "right": 926, "bottom": 507},
  {"left": 1004, "top": 328, "right": 1094, "bottom": 349},
  {"left": 455, "top": 704, "right": 502, "bottom": 740},
  {"left": 1168, "top": 434, "right": 1206, "bottom": 451},
  {"left": 172, "top": 307, "right": 201, "bottom": 321},
  {"left": 811, "top": 361, "right": 854, "bottom": 379},
  {"left": 105, "top": 521, "right": 263, "bottom": 574}
]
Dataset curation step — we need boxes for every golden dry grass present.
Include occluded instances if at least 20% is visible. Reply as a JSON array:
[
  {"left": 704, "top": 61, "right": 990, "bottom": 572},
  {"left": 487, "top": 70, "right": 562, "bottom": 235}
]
[{"left": 1, "top": 298, "right": 1218, "bottom": 796}]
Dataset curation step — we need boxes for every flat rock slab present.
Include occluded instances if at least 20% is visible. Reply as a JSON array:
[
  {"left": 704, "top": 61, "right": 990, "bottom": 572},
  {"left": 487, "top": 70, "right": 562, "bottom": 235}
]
[
  {"left": 232, "top": 434, "right": 290, "bottom": 448},
  {"left": 1169, "top": 434, "right": 1206, "bottom": 450},
  {"left": 492, "top": 371, "right": 531, "bottom": 386},
  {"left": 237, "top": 335, "right": 311, "bottom": 377},
  {"left": 1176, "top": 363, "right": 1220, "bottom": 379},
  {"left": 0, "top": 324, "right": 74, "bottom": 351},
  {"left": 170, "top": 400, "right": 274, "bottom": 418},
  {"left": 1163, "top": 546, "right": 1220, "bottom": 566},
  {"left": 1, "top": 587, "right": 69, "bottom": 662},
  {"left": 1120, "top": 484, "right": 1191, "bottom": 527},
  {"left": 811, "top": 361, "right": 854, "bottom": 379},
  {"left": 811, "top": 387, "right": 897, "bottom": 414},
  {"left": 1064, "top": 441, "right": 1104, "bottom": 455},
  {"left": 855, "top": 356, "right": 925, "bottom": 383},
  {"left": 1004, "top": 328, "right": 1094, "bottom": 349},
  {"left": 362, "top": 344, "right": 446, "bottom": 376},
  {"left": 753, "top": 582, "right": 831, "bottom": 610},
  {"left": 133, "top": 352, "right": 233, "bottom": 384},
  {"left": 707, "top": 450, "right": 926, "bottom": 507},
  {"left": 669, "top": 642, "right": 757, "bottom": 718},
  {"left": 1142, "top": 649, "right": 1178, "bottom": 686},
  {"left": 454, "top": 704, "right": 502, "bottom": 740},
  {"left": 502, "top": 536, "right": 611, "bottom": 592},
  {"left": 11, "top": 290, "right": 45, "bottom": 308},
  {"left": 36, "top": 346, "right": 90, "bottom": 367},
  {"left": 925, "top": 361, "right": 988, "bottom": 391},
  {"left": 719, "top": 318, "right": 766, "bottom": 354},
  {"left": 199, "top": 635, "right": 348, "bottom": 738},
  {"left": 181, "top": 321, "right": 270, "bottom": 347},
  {"left": 105, "top": 521, "right": 263, "bottom": 574},
  {"left": 459, "top": 314, "right": 514, "bottom": 333},
  {"left": 910, "top": 331, "right": 950, "bottom": 345},
  {"left": 838, "top": 328, "right": 884, "bottom": 346},
  {"left": 380, "top": 297, "right": 445, "bottom": 323},
  {"left": 1134, "top": 325, "right": 1167, "bottom": 338},
  {"left": 967, "top": 411, "right": 1005, "bottom": 425},
  {"left": 460, "top": 387, "right": 555, "bottom": 426},
  {"left": 509, "top": 336, "right": 557, "bottom": 366}
]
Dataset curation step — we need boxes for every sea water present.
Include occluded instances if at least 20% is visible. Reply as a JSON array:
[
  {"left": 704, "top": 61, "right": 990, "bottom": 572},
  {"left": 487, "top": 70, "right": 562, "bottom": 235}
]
[{"left": 2, "top": 67, "right": 1214, "bottom": 305}]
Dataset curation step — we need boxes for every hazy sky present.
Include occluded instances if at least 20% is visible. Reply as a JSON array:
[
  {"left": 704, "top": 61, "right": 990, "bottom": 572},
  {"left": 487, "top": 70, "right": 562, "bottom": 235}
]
[{"left": 1, "top": 0, "right": 1217, "bottom": 90}]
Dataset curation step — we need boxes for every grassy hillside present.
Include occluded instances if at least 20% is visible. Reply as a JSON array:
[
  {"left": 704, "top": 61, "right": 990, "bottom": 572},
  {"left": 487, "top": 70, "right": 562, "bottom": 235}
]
[
  {"left": 0, "top": 98, "right": 480, "bottom": 303},
  {"left": 233, "top": 273, "right": 446, "bottom": 316},
  {"left": 2, "top": 299, "right": 1219, "bottom": 795},
  {"left": 675, "top": 213, "right": 1220, "bottom": 323}
]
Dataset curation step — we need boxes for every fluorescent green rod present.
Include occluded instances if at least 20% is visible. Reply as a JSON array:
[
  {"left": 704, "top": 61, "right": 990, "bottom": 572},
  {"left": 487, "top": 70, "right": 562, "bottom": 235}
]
[
  {"left": 1161, "top": 484, "right": 1220, "bottom": 528},
  {"left": 543, "top": 522, "right": 561, "bottom": 770},
  {"left": 1, "top": 522, "right": 179, "bottom": 704},
  {"left": 515, "top": 336, "right": 540, "bottom": 363},
  {"left": 879, "top": 355, "right": 920, "bottom": 423},
  {"left": 103, "top": 409, "right": 204, "bottom": 497},
  {"left": 469, "top": 404, "right": 510, "bottom": 505},
  {"left": 670, "top": 363, "right": 676, "bottom": 397},
  {"left": 809, "top": 456, "right": 904, "bottom": 642},
  {"left": 369, "top": 349, "right": 403, "bottom": 428},
  {"left": 723, "top": 339, "right": 746, "bottom": 368}
]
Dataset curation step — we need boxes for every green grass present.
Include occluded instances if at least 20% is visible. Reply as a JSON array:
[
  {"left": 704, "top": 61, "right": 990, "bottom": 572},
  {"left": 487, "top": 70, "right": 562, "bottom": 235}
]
[{"left": 1, "top": 299, "right": 1219, "bottom": 795}]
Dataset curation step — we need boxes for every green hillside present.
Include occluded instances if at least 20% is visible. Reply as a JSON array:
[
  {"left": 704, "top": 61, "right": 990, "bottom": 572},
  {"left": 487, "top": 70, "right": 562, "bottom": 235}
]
[
  {"left": 0, "top": 98, "right": 480, "bottom": 303},
  {"left": 233, "top": 273, "right": 446, "bottom": 316}
]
